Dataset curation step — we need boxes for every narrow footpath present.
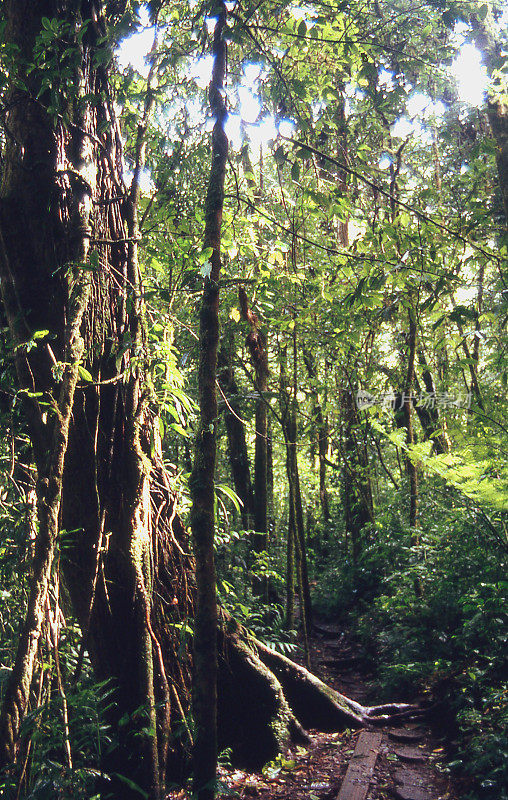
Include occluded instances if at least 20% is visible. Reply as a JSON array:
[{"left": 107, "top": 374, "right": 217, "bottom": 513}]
[{"left": 217, "top": 620, "right": 459, "bottom": 800}]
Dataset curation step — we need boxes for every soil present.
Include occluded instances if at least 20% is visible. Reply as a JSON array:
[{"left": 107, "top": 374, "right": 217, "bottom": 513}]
[{"left": 167, "top": 620, "right": 459, "bottom": 800}]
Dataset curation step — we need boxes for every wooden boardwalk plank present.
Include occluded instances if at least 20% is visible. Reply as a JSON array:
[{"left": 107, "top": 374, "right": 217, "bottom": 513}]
[{"left": 336, "top": 730, "right": 383, "bottom": 800}]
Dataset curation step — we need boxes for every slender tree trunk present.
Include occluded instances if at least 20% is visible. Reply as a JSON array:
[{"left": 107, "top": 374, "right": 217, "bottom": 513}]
[
  {"left": 291, "top": 326, "right": 312, "bottom": 628},
  {"left": 472, "top": 262, "right": 485, "bottom": 365},
  {"left": 303, "top": 350, "right": 330, "bottom": 520},
  {"left": 239, "top": 287, "right": 269, "bottom": 552},
  {"left": 218, "top": 330, "right": 254, "bottom": 529},
  {"left": 403, "top": 308, "right": 418, "bottom": 534},
  {"left": 293, "top": 449, "right": 313, "bottom": 630},
  {"left": 0, "top": 295, "right": 87, "bottom": 766},
  {"left": 189, "top": 7, "right": 227, "bottom": 798},
  {"left": 340, "top": 389, "right": 374, "bottom": 563},
  {"left": 470, "top": 2, "right": 508, "bottom": 231},
  {"left": 415, "top": 349, "right": 450, "bottom": 454},
  {"left": 453, "top": 303, "right": 484, "bottom": 410},
  {"left": 279, "top": 345, "right": 312, "bottom": 640},
  {"left": 285, "top": 502, "right": 296, "bottom": 629},
  {"left": 267, "top": 416, "right": 274, "bottom": 532}
]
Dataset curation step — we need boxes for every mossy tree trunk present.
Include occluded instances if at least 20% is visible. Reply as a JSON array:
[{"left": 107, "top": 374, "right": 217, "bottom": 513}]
[
  {"left": 189, "top": 5, "right": 228, "bottom": 798},
  {"left": 0, "top": 3, "right": 174, "bottom": 796}
]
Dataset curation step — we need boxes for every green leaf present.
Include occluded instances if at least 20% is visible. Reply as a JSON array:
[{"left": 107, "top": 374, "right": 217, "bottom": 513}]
[
  {"left": 78, "top": 365, "right": 93, "bottom": 382},
  {"left": 111, "top": 774, "right": 148, "bottom": 799},
  {"left": 216, "top": 483, "right": 243, "bottom": 514},
  {"left": 32, "top": 329, "right": 50, "bottom": 341},
  {"left": 198, "top": 247, "right": 213, "bottom": 264},
  {"left": 273, "top": 145, "right": 286, "bottom": 165},
  {"left": 297, "top": 20, "right": 307, "bottom": 37}
]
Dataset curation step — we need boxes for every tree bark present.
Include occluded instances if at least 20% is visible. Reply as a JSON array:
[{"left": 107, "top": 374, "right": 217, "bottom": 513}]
[
  {"left": 303, "top": 350, "right": 330, "bottom": 521},
  {"left": 189, "top": 7, "right": 228, "bottom": 798},
  {"left": 239, "top": 287, "right": 269, "bottom": 552},
  {"left": 217, "top": 618, "right": 416, "bottom": 769},
  {"left": 403, "top": 308, "right": 418, "bottom": 535},
  {"left": 0, "top": 3, "right": 177, "bottom": 796},
  {"left": 279, "top": 345, "right": 312, "bottom": 638},
  {"left": 470, "top": 2, "right": 508, "bottom": 231},
  {"left": 218, "top": 330, "right": 254, "bottom": 529},
  {"left": 341, "top": 390, "right": 374, "bottom": 563}
]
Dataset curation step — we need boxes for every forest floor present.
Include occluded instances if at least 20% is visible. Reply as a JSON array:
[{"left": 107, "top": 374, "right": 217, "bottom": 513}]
[{"left": 212, "top": 620, "right": 460, "bottom": 800}]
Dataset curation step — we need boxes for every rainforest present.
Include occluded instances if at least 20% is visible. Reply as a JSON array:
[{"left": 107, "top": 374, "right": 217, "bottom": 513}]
[{"left": 0, "top": 1, "right": 506, "bottom": 799}]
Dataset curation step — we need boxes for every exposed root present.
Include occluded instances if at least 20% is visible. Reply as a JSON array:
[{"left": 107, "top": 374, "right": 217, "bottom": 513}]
[
  {"left": 253, "top": 638, "right": 418, "bottom": 730},
  {"left": 217, "top": 621, "right": 308, "bottom": 770}
]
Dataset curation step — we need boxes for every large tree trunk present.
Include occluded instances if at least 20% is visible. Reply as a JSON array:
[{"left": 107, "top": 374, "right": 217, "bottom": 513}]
[
  {"left": 0, "top": 3, "right": 174, "bottom": 795},
  {"left": 217, "top": 618, "right": 415, "bottom": 770}
]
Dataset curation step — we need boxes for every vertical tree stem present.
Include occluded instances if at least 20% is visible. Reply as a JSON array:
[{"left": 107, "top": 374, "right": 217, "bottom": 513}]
[{"left": 190, "top": 6, "right": 227, "bottom": 799}]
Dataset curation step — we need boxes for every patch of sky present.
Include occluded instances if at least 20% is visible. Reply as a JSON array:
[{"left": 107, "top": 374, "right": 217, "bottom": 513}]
[
  {"left": 378, "top": 69, "right": 394, "bottom": 90},
  {"left": 291, "top": 5, "right": 315, "bottom": 21},
  {"left": 391, "top": 93, "right": 445, "bottom": 140},
  {"left": 138, "top": 5, "right": 151, "bottom": 26},
  {"left": 450, "top": 22, "right": 488, "bottom": 106},
  {"left": 450, "top": 42, "right": 488, "bottom": 107},
  {"left": 406, "top": 93, "right": 446, "bottom": 119},
  {"left": 278, "top": 119, "right": 296, "bottom": 138},
  {"left": 244, "top": 63, "right": 263, "bottom": 84},
  {"left": 188, "top": 56, "right": 214, "bottom": 89},
  {"left": 248, "top": 115, "right": 278, "bottom": 148},
  {"left": 124, "top": 166, "right": 154, "bottom": 194},
  {"left": 225, "top": 114, "right": 243, "bottom": 148},
  {"left": 390, "top": 117, "right": 414, "bottom": 139},
  {"left": 238, "top": 87, "right": 261, "bottom": 123},
  {"left": 117, "top": 23, "right": 154, "bottom": 77}
]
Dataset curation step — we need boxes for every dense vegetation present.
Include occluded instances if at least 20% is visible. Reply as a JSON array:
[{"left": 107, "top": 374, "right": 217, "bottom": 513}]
[{"left": 0, "top": 0, "right": 506, "bottom": 799}]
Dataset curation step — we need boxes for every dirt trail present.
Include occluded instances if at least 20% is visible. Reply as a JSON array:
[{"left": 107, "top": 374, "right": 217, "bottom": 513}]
[{"left": 212, "top": 621, "right": 458, "bottom": 800}]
